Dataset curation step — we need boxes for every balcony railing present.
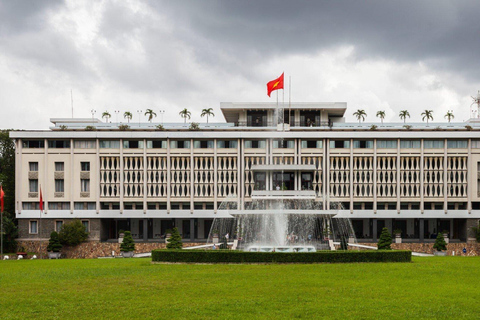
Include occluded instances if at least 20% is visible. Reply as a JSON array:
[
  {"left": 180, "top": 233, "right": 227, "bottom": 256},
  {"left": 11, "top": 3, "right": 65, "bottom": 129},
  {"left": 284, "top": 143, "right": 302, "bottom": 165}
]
[{"left": 251, "top": 190, "right": 316, "bottom": 199}]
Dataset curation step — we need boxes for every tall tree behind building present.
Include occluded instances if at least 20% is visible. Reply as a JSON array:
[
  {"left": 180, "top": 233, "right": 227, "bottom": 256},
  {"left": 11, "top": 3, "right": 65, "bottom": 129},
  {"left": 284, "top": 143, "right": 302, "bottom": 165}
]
[{"left": 0, "top": 130, "right": 15, "bottom": 216}]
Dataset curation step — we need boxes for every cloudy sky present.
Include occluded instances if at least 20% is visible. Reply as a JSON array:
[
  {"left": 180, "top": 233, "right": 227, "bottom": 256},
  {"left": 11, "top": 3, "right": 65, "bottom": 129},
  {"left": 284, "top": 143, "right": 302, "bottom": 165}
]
[{"left": 1, "top": 0, "right": 479, "bottom": 129}]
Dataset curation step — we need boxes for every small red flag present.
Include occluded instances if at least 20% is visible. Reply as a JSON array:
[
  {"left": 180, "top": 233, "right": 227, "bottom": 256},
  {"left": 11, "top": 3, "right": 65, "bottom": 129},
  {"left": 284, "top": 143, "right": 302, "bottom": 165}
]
[
  {"left": 39, "top": 187, "right": 43, "bottom": 212},
  {"left": 0, "top": 186, "right": 4, "bottom": 213},
  {"left": 267, "top": 73, "right": 284, "bottom": 97}
]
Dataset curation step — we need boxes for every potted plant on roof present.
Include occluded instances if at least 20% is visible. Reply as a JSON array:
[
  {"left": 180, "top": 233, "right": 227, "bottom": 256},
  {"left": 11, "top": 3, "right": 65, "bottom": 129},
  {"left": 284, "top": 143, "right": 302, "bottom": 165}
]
[
  {"left": 120, "top": 231, "right": 135, "bottom": 258},
  {"left": 47, "top": 231, "right": 62, "bottom": 259},
  {"left": 393, "top": 228, "right": 402, "bottom": 244},
  {"left": 433, "top": 232, "right": 447, "bottom": 256}
]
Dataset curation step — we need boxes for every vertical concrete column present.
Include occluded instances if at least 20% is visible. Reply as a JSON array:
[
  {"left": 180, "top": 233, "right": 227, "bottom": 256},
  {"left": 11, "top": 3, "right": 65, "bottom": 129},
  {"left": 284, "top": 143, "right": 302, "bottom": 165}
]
[
  {"left": 443, "top": 139, "right": 448, "bottom": 213},
  {"left": 120, "top": 139, "right": 124, "bottom": 213},
  {"left": 325, "top": 139, "right": 329, "bottom": 210},
  {"left": 373, "top": 139, "right": 377, "bottom": 212},
  {"left": 240, "top": 139, "right": 244, "bottom": 210},
  {"left": 419, "top": 218, "right": 424, "bottom": 242},
  {"left": 190, "top": 218, "right": 195, "bottom": 242},
  {"left": 420, "top": 139, "right": 424, "bottom": 213},
  {"left": 166, "top": 139, "right": 171, "bottom": 213},
  {"left": 16, "top": 139, "right": 22, "bottom": 215},
  {"left": 143, "top": 139, "right": 147, "bottom": 214},
  {"left": 322, "top": 139, "right": 326, "bottom": 210},
  {"left": 350, "top": 139, "right": 354, "bottom": 213},
  {"left": 396, "top": 139, "right": 401, "bottom": 213},
  {"left": 143, "top": 219, "right": 148, "bottom": 242},
  {"left": 214, "top": 139, "right": 217, "bottom": 212},
  {"left": 70, "top": 138, "right": 74, "bottom": 213},
  {"left": 237, "top": 138, "right": 241, "bottom": 210},
  {"left": 190, "top": 139, "right": 194, "bottom": 212},
  {"left": 372, "top": 218, "right": 378, "bottom": 242},
  {"left": 96, "top": 139, "right": 100, "bottom": 214},
  {"left": 467, "top": 139, "right": 472, "bottom": 213}
]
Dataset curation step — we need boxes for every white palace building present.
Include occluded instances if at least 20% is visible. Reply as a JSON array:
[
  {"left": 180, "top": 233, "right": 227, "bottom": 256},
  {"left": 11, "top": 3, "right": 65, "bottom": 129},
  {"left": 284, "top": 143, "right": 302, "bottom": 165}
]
[{"left": 10, "top": 101, "right": 480, "bottom": 243}]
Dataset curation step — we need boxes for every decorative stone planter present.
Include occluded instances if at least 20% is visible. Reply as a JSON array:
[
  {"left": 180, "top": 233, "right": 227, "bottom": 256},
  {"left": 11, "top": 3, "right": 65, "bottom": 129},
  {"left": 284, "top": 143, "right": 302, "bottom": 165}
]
[
  {"left": 395, "top": 234, "right": 402, "bottom": 244},
  {"left": 213, "top": 234, "right": 219, "bottom": 244},
  {"left": 443, "top": 233, "right": 449, "bottom": 244},
  {"left": 118, "top": 233, "right": 125, "bottom": 244},
  {"left": 434, "top": 251, "right": 447, "bottom": 256},
  {"left": 122, "top": 251, "right": 134, "bottom": 258},
  {"left": 48, "top": 252, "right": 62, "bottom": 259}
]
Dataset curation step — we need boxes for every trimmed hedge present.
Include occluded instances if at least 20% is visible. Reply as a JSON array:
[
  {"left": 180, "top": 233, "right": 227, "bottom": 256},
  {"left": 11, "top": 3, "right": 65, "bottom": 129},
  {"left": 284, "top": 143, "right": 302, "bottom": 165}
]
[{"left": 151, "top": 250, "right": 411, "bottom": 264}]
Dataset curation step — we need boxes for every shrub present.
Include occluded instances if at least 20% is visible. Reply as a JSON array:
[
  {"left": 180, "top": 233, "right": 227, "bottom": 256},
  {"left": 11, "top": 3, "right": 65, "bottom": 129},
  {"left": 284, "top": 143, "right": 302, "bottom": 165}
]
[
  {"left": 47, "top": 231, "right": 62, "bottom": 252},
  {"left": 403, "top": 125, "right": 412, "bottom": 130},
  {"left": 58, "top": 219, "right": 89, "bottom": 246},
  {"left": 156, "top": 124, "right": 165, "bottom": 131},
  {"left": 465, "top": 125, "right": 473, "bottom": 131},
  {"left": 369, "top": 125, "right": 377, "bottom": 131},
  {"left": 219, "top": 236, "right": 228, "bottom": 250},
  {"left": 1, "top": 215, "right": 17, "bottom": 253},
  {"left": 120, "top": 231, "right": 135, "bottom": 252},
  {"left": 151, "top": 250, "right": 412, "bottom": 264},
  {"left": 166, "top": 227, "right": 183, "bottom": 250},
  {"left": 433, "top": 233, "right": 447, "bottom": 251},
  {"left": 340, "top": 234, "right": 348, "bottom": 250},
  {"left": 471, "top": 223, "right": 480, "bottom": 242},
  {"left": 59, "top": 125, "right": 67, "bottom": 131},
  {"left": 189, "top": 122, "right": 200, "bottom": 131},
  {"left": 85, "top": 126, "right": 96, "bottom": 131},
  {"left": 118, "top": 124, "right": 130, "bottom": 131},
  {"left": 377, "top": 227, "right": 392, "bottom": 250}
]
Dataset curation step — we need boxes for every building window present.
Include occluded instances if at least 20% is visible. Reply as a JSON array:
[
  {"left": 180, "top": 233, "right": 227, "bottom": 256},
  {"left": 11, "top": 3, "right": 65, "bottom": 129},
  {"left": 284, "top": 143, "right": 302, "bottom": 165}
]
[
  {"left": 170, "top": 140, "right": 191, "bottom": 149},
  {"left": 353, "top": 140, "right": 373, "bottom": 149},
  {"left": 23, "top": 140, "right": 44, "bottom": 148},
  {"left": 29, "top": 221, "right": 38, "bottom": 234},
  {"left": 48, "top": 140, "right": 70, "bottom": 148},
  {"left": 55, "top": 162, "right": 64, "bottom": 171},
  {"left": 146, "top": 140, "right": 167, "bottom": 148},
  {"left": 55, "top": 179, "right": 64, "bottom": 193},
  {"left": 400, "top": 140, "right": 421, "bottom": 148},
  {"left": 74, "top": 202, "right": 96, "bottom": 210},
  {"left": 99, "top": 140, "right": 120, "bottom": 148},
  {"left": 123, "top": 140, "right": 144, "bottom": 149},
  {"left": 55, "top": 220, "right": 63, "bottom": 232},
  {"left": 194, "top": 140, "right": 214, "bottom": 148},
  {"left": 81, "top": 162, "right": 90, "bottom": 171},
  {"left": 273, "top": 140, "right": 294, "bottom": 149},
  {"left": 376, "top": 140, "right": 397, "bottom": 149},
  {"left": 29, "top": 162, "right": 39, "bottom": 171},
  {"left": 217, "top": 140, "right": 238, "bottom": 148},
  {"left": 29, "top": 179, "right": 38, "bottom": 192},
  {"left": 74, "top": 140, "right": 96, "bottom": 149},
  {"left": 301, "top": 140, "right": 323, "bottom": 149},
  {"left": 82, "top": 220, "right": 89, "bottom": 232},
  {"left": 81, "top": 179, "right": 90, "bottom": 192},
  {"left": 23, "top": 202, "right": 41, "bottom": 210},
  {"left": 424, "top": 140, "right": 444, "bottom": 149},
  {"left": 447, "top": 140, "right": 468, "bottom": 149},
  {"left": 49, "top": 202, "right": 70, "bottom": 210},
  {"left": 245, "top": 140, "right": 266, "bottom": 149},
  {"left": 329, "top": 140, "right": 350, "bottom": 149}
]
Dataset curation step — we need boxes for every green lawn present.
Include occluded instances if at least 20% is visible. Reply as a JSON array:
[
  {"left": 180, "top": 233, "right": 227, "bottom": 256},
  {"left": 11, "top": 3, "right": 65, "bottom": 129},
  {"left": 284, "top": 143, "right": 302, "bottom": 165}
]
[{"left": 0, "top": 257, "right": 479, "bottom": 319}]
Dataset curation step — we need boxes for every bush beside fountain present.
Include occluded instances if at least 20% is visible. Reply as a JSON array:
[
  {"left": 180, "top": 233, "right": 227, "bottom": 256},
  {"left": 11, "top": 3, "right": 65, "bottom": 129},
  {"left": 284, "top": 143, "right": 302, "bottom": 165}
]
[{"left": 152, "top": 250, "right": 412, "bottom": 263}]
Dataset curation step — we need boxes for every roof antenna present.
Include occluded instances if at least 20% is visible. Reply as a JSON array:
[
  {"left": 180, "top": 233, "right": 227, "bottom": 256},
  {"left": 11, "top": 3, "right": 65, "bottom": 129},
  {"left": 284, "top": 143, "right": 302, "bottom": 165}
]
[
  {"left": 71, "top": 89, "right": 74, "bottom": 118},
  {"left": 471, "top": 90, "right": 480, "bottom": 119}
]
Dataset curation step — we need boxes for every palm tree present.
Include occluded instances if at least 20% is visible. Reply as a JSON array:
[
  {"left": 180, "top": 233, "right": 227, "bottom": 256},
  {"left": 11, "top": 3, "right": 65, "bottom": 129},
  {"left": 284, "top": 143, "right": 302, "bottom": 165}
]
[
  {"left": 102, "top": 111, "right": 111, "bottom": 123},
  {"left": 179, "top": 108, "right": 191, "bottom": 124},
  {"left": 124, "top": 111, "right": 133, "bottom": 123},
  {"left": 376, "top": 110, "right": 386, "bottom": 124},
  {"left": 421, "top": 110, "right": 434, "bottom": 126},
  {"left": 399, "top": 110, "right": 410, "bottom": 123},
  {"left": 444, "top": 111, "right": 454, "bottom": 123},
  {"left": 201, "top": 108, "right": 215, "bottom": 124},
  {"left": 353, "top": 109, "right": 367, "bottom": 123},
  {"left": 144, "top": 109, "right": 157, "bottom": 123}
]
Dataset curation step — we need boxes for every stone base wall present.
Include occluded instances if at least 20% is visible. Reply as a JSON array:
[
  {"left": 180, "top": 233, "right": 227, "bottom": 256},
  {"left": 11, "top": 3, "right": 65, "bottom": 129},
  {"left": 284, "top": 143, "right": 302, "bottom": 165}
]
[
  {"left": 13, "top": 241, "right": 204, "bottom": 259},
  {"left": 358, "top": 243, "right": 480, "bottom": 256}
]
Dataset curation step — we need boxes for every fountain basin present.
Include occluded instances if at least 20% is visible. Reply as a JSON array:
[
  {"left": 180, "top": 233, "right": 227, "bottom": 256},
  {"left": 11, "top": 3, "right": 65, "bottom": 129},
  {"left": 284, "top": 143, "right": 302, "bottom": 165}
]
[{"left": 246, "top": 245, "right": 317, "bottom": 253}]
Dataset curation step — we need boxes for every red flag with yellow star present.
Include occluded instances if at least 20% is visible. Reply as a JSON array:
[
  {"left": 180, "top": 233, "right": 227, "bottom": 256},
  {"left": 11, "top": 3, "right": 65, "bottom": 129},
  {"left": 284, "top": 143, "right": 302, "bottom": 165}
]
[
  {"left": 267, "top": 73, "right": 284, "bottom": 97},
  {"left": 0, "top": 186, "right": 4, "bottom": 213}
]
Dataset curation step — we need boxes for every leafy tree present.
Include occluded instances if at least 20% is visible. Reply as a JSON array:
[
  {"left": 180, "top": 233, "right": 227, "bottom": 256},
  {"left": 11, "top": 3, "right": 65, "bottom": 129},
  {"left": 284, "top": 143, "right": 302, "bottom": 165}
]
[
  {"left": 0, "top": 130, "right": 15, "bottom": 215},
  {"left": 399, "top": 110, "right": 410, "bottom": 123},
  {"left": 340, "top": 234, "right": 349, "bottom": 250},
  {"left": 189, "top": 122, "right": 200, "bottom": 131},
  {"left": 433, "top": 232, "right": 447, "bottom": 251},
  {"left": 219, "top": 236, "right": 228, "bottom": 249},
  {"left": 444, "top": 111, "right": 454, "bottom": 123},
  {"left": 120, "top": 231, "right": 135, "bottom": 252},
  {"left": 58, "top": 219, "right": 89, "bottom": 246},
  {"left": 377, "top": 227, "right": 392, "bottom": 250},
  {"left": 144, "top": 109, "right": 157, "bottom": 122},
  {"left": 471, "top": 223, "right": 480, "bottom": 242},
  {"left": 201, "top": 108, "right": 215, "bottom": 123},
  {"left": 179, "top": 108, "right": 191, "bottom": 124},
  {"left": 166, "top": 227, "right": 183, "bottom": 249},
  {"left": 47, "top": 231, "right": 62, "bottom": 252},
  {"left": 102, "top": 111, "right": 111, "bottom": 123},
  {"left": 421, "top": 109, "right": 434, "bottom": 125},
  {"left": 353, "top": 109, "right": 367, "bottom": 123},
  {"left": 124, "top": 111, "right": 133, "bottom": 123},
  {"left": 376, "top": 110, "right": 386, "bottom": 124},
  {"left": 1, "top": 215, "right": 17, "bottom": 253}
]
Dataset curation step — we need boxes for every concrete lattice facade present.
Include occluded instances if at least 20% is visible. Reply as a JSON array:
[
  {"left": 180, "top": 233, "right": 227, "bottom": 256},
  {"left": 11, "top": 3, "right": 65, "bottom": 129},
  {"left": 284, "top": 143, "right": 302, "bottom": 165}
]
[{"left": 10, "top": 102, "right": 480, "bottom": 242}]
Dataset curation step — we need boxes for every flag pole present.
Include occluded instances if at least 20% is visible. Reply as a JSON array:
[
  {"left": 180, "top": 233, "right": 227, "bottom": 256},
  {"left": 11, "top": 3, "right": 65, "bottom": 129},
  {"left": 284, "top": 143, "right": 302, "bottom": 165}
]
[
  {"left": 283, "top": 76, "right": 285, "bottom": 132},
  {"left": 1, "top": 184, "right": 3, "bottom": 260},
  {"left": 39, "top": 185, "right": 42, "bottom": 241},
  {"left": 289, "top": 76, "right": 291, "bottom": 127}
]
